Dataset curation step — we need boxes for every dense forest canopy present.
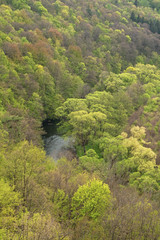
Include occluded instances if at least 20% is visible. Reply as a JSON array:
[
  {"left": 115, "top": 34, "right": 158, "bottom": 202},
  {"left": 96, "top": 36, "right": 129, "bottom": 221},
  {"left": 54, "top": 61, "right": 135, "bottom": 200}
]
[{"left": 1, "top": 0, "right": 160, "bottom": 239}]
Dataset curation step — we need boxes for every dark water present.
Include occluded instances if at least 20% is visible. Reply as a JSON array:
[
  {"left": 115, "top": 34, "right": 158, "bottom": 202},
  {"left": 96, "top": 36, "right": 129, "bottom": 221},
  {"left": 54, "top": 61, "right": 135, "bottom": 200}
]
[
  {"left": 42, "top": 120, "right": 74, "bottom": 160},
  {"left": 42, "top": 120, "right": 58, "bottom": 138}
]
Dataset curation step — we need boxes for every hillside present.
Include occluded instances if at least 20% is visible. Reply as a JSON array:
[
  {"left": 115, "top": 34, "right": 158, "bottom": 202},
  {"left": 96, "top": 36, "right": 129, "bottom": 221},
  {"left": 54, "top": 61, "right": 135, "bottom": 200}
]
[{"left": 1, "top": 0, "right": 160, "bottom": 239}]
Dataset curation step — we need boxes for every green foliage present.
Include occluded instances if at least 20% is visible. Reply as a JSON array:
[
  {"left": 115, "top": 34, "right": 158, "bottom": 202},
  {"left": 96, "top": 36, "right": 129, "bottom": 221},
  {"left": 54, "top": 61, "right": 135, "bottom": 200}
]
[
  {"left": 1, "top": 0, "right": 160, "bottom": 238},
  {"left": 1, "top": 141, "right": 49, "bottom": 211},
  {"left": 33, "top": 1, "right": 48, "bottom": 15},
  {"left": 103, "top": 72, "right": 137, "bottom": 93},
  {"left": 113, "top": 126, "right": 160, "bottom": 193},
  {"left": 99, "top": 134, "right": 127, "bottom": 166},
  {"left": 71, "top": 179, "right": 111, "bottom": 220},
  {"left": 0, "top": 179, "right": 23, "bottom": 237},
  {"left": 5, "top": 0, "right": 29, "bottom": 9},
  {"left": 69, "top": 109, "right": 108, "bottom": 153},
  {"left": 14, "top": 212, "right": 69, "bottom": 240},
  {"left": 53, "top": 189, "right": 70, "bottom": 222},
  {"left": 79, "top": 149, "right": 104, "bottom": 173}
]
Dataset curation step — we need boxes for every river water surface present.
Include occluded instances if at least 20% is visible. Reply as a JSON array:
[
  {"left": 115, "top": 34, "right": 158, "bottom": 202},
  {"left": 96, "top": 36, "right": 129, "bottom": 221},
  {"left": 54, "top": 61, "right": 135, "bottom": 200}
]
[{"left": 43, "top": 120, "right": 74, "bottom": 160}]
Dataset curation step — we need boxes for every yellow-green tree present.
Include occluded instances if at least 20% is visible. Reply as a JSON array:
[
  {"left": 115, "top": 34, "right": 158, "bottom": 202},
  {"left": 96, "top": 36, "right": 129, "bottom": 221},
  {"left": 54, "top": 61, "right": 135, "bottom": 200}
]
[
  {"left": 1, "top": 141, "right": 49, "bottom": 211},
  {"left": 69, "top": 110, "right": 106, "bottom": 153},
  {"left": 71, "top": 179, "right": 111, "bottom": 221},
  {"left": 0, "top": 179, "right": 23, "bottom": 239}
]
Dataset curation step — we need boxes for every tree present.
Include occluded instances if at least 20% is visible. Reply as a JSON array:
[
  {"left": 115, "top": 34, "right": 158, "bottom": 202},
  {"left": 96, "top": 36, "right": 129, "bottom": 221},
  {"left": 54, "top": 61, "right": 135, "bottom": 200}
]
[
  {"left": 2, "top": 141, "right": 49, "bottom": 211},
  {"left": 53, "top": 189, "right": 70, "bottom": 222},
  {"left": 0, "top": 179, "right": 23, "bottom": 238},
  {"left": 102, "top": 186, "right": 160, "bottom": 240},
  {"left": 115, "top": 126, "right": 158, "bottom": 191},
  {"left": 14, "top": 212, "right": 69, "bottom": 240},
  {"left": 3, "top": 42, "right": 21, "bottom": 61},
  {"left": 99, "top": 134, "right": 127, "bottom": 168},
  {"left": 69, "top": 110, "right": 106, "bottom": 153},
  {"left": 71, "top": 179, "right": 111, "bottom": 221},
  {"left": 55, "top": 98, "right": 88, "bottom": 133},
  {"left": 79, "top": 149, "right": 104, "bottom": 173}
]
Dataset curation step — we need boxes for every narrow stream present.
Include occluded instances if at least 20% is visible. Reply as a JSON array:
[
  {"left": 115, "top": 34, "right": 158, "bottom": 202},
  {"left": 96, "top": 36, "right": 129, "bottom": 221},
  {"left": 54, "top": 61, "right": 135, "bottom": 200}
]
[{"left": 43, "top": 120, "right": 75, "bottom": 160}]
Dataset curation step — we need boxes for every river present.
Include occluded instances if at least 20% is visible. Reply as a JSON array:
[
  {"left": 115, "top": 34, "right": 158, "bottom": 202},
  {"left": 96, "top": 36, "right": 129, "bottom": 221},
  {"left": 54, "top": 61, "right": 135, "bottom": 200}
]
[{"left": 42, "top": 120, "right": 75, "bottom": 160}]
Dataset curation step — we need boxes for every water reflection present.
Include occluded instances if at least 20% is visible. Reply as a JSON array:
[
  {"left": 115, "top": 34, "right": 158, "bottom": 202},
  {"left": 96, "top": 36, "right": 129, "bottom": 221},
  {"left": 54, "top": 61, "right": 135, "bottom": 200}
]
[
  {"left": 44, "top": 135, "right": 71, "bottom": 160},
  {"left": 43, "top": 120, "right": 74, "bottom": 160}
]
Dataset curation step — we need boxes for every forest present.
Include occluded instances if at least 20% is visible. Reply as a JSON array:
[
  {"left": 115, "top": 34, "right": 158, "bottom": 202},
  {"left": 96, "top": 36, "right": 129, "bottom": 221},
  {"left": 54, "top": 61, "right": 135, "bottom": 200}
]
[{"left": 1, "top": 0, "right": 160, "bottom": 239}]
